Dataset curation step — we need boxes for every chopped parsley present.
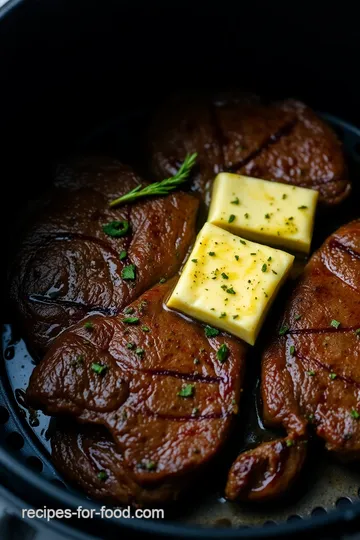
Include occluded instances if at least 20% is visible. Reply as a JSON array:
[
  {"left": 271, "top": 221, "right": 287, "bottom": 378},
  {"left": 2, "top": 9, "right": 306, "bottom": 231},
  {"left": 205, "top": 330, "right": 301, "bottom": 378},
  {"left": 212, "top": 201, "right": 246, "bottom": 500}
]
[
  {"left": 240, "top": 239, "right": 246, "bottom": 245},
  {"left": 282, "top": 194, "right": 287, "bottom": 200},
  {"left": 97, "top": 471, "right": 108, "bottom": 481},
  {"left": 279, "top": 325, "right": 289, "bottom": 336},
  {"left": 91, "top": 362, "right": 108, "bottom": 375},
  {"left": 121, "top": 264, "right": 136, "bottom": 280},
  {"left": 261, "top": 263, "right": 267, "bottom": 272},
  {"left": 285, "top": 439, "right": 294, "bottom": 447},
  {"left": 265, "top": 213, "right": 271, "bottom": 219},
  {"left": 235, "top": 255, "right": 240, "bottom": 261},
  {"left": 178, "top": 384, "right": 195, "bottom": 398},
  {"left": 295, "top": 314, "right": 302, "bottom": 321},
  {"left": 217, "top": 343, "right": 229, "bottom": 363},
  {"left": 268, "top": 256, "right": 272, "bottom": 262},
  {"left": 290, "top": 345, "right": 295, "bottom": 356},
  {"left": 159, "top": 277, "right": 166, "bottom": 284},
  {"left": 119, "top": 250, "right": 127, "bottom": 261},
  {"left": 209, "top": 251, "right": 216, "bottom": 256},
  {"left": 205, "top": 326, "right": 219, "bottom": 338},
  {"left": 193, "top": 358, "right": 200, "bottom": 365},
  {"left": 330, "top": 319, "right": 341, "bottom": 329},
  {"left": 244, "top": 213, "right": 249, "bottom": 219},
  {"left": 233, "top": 315, "right": 239, "bottom": 320},
  {"left": 84, "top": 321, "right": 94, "bottom": 331},
  {"left": 329, "top": 373, "right": 337, "bottom": 380},
  {"left": 231, "top": 197, "right": 240, "bottom": 205},
  {"left": 135, "top": 348, "right": 144, "bottom": 357},
  {"left": 306, "top": 370, "right": 316, "bottom": 376},
  {"left": 219, "top": 312, "right": 226, "bottom": 319},
  {"left": 221, "top": 272, "right": 229, "bottom": 280},
  {"left": 192, "top": 407, "right": 199, "bottom": 415},
  {"left": 191, "top": 259, "right": 198, "bottom": 263},
  {"left": 142, "top": 325, "right": 150, "bottom": 332},
  {"left": 355, "top": 328, "right": 360, "bottom": 336},
  {"left": 351, "top": 409, "right": 360, "bottom": 420},
  {"left": 102, "top": 220, "right": 130, "bottom": 238},
  {"left": 124, "top": 307, "right": 134, "bottom": 314},
  {"left": 126, "top": 343, "right": 135, "bottom": 349},
  {"left": 122, "top": 316, "right": 139, "bottom": 324},
  {"left": 144, "top": 461, "right": 156, "bottom": 471},
  {"left": 228, "top": 214, "right": 236, "bottom": 223},
  {"left": 298, "top": 205, "right": 308, "bottom": 210},
  {"left": 226, "top": 287, "right": 236, "bottom": 295}
]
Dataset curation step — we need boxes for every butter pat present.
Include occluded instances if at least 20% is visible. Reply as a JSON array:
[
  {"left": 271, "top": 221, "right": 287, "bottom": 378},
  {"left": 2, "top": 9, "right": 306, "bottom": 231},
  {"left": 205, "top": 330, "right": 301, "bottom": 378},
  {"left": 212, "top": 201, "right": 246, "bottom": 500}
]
[
  {"left": 208, "top": 173, "right": 318, "bottom": 254},
  {"left": 167, "top": 223, "right": 294, "bottom": 345}
]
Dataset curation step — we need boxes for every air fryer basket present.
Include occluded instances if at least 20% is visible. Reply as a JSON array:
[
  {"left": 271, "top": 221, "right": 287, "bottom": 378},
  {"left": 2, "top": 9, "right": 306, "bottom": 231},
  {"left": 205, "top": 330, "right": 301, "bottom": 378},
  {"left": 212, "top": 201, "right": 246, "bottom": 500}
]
[{"left": 2, "top": 2, "right": 360, "bottom": 538}]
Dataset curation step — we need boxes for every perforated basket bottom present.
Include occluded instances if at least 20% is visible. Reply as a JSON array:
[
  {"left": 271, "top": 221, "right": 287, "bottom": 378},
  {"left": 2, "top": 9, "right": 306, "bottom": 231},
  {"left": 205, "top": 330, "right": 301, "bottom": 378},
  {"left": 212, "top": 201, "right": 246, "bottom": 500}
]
[{"left": 1, "top": 112, "right": 360, "bottom": 530}]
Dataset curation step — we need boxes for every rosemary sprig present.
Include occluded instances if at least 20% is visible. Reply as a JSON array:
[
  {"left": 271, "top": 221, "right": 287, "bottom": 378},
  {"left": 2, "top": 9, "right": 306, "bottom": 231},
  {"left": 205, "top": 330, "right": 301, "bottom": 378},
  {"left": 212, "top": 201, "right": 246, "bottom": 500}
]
[{"left": 109, "top": 153, "right": 197, "bottom": 208}]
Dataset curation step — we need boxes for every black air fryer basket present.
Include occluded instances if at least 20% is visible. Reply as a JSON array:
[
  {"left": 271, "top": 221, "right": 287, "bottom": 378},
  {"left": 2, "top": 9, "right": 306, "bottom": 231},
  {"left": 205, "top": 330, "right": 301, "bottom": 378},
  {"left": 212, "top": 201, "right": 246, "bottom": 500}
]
[{"left": 1, "top": 2, "right": 360, "bottom": 538}]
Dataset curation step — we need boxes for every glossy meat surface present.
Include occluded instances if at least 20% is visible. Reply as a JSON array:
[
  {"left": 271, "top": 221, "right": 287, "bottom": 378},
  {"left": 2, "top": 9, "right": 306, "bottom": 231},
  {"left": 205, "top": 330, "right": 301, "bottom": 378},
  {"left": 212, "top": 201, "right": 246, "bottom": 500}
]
[
  {"left": 9, "top": 157, "right": 198, "bottom": 356},
  {"left": 52, "top": 423, "right": 189, "bottom": 505},
  {"left": 226, "top": 220, "right": 360, "bottom": 501},
  {"left": 27, "top": 279, "right": 246, "bottom": 504},
  {"left": 149, "top": 94, "right": 350, "bottom": 206}
]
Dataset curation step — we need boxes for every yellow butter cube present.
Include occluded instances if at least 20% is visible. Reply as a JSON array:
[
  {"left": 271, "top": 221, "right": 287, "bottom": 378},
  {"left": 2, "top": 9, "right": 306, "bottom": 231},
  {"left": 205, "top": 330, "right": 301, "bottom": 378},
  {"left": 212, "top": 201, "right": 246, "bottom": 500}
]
[
  {"left": 167, "top": 223, "right": 294, "bottom": 345},
  {"left": 208, "top": 173, "right": 318, "bottom": 254}
]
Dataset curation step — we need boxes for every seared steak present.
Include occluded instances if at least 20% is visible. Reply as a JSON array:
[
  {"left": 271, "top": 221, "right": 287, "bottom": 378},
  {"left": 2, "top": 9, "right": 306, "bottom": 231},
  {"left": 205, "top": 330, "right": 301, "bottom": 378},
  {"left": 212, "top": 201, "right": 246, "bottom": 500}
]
[
  {"left": 226, "top": 220, "right": 360, "bottom": 501},
  {"left": 27, "top": 279, "right": 246, "bottom": 504},
  {"left": 52, "top": 423, "right": 189, "bottom": 505},
  {"left": 149, "top": 94, "right": 350, "bottom": 206},
  {"left": 9, "top": 157, "right": 198, "bottom": 356}
]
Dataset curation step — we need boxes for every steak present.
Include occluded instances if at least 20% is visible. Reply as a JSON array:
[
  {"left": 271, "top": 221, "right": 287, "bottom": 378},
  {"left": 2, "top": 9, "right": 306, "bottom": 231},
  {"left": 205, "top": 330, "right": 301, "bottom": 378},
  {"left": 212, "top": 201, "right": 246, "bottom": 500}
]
[
  {"left": 149, "top": 94, "right": 350, "bottom": 207},
  {"left": 226, "top": 220, "right": 360, "bottom": 501},
  {"left": 51, "top": 423, "right": 189, "bottom": 505},
  {"left": 9, "top": 157, "right": 198, "bottom": 356},
  {"left": 27, "top": 279, "right": 246, "bottom": 504}
]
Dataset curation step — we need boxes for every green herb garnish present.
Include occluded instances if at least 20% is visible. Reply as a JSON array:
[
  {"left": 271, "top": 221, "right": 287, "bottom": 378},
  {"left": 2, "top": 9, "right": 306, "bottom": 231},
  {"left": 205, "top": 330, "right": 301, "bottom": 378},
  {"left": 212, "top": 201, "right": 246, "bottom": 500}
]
[
  {"left": 298, "top": 205, "right": 308, "bottom": 210},
  {"left": 121, "top": 264, "right": 136, "bottom": 280},
  {"left": 102, "top": 220, "right": 130, "bottom": 238},
  {"left": 205, "top": 326, "right": 220, "bottom": 338},
  {"left": 240, "top": 240, "right": 246, "bottom": 245},
  {"left": 290, "top": 345, "right": 295, "bottom": 356},
  {"left": 306, "top": 370, "right": 316, "bottom": 376},
  {"left": 119, "top": 250, "right": 127, "bottom": 261},
  {"left": 261, "top": 263, "right": 267, "bottom": 272},
  {"left": 126, "top": 343, "right": 135, "bottom": 349},
  {"left": 295, "top": 314, "right": 302, "bottom": 321},
  {"left": 217, "top": 343, "right": 229, "bottom": 363},
  {"left": 329, "top": 373, "right": 337, "bottom": 380},
  {"left": 84, "top": 321, "right": 94, "bottom": 331},
  {"left": 91, "top": 363, "right": 108, "bottom": 375},
  {"left": 209, "top": 251, "right": 215, "bottom": 256},
  {"left": 351, "top": 409, "right": 360, "bottom": 419},
  {"left": 135, "top": 348, "right": 145, "bottom": 357},
  {"left": 330, "top": 319, "right": 341, "bottom": 329},
  {"left": 122, "top": 316, "right": 139, "bottom": 324},
  {"left": 97, "top": 471, "right": 108, "bottom": 481},
  {"left": 142, "top": 326, "right": 150, "bottom": 332},
  {"left": 285, "top": 439, "right": 294, "bottom": 447},
  {"left": 221, "top": 272, "right": 229, "bottom": 280},
  {"left": 279, "top": 325, "right": 289, "bottom": 336},
  {"left": 109, "top": 153, "right": 197, "bottom": 207},
  {"left": 226, "top": 287, "right": 236, "bottom": 295},
  {"left": 228, "top": 214, "right": 236, "bottom": 223},
  {"left": 231, "top": 197, "right": 240, "bottom": 205},
  {"left": 178, "top": 384, "right": 195, "bottom": 398}
]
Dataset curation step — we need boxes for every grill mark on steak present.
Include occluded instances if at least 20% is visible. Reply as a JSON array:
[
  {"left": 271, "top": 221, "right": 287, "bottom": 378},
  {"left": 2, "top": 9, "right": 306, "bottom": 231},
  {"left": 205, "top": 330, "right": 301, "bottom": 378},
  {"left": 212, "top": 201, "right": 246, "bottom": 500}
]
[
  {"left": 226, "top": 119, "right": 298, "bottom": 173},
  {"left": 330, "top": 239, "right": 360, "bottom": 261},
  {"left": 141, "top": 368, "right": 223, "bottom": 384},
  {"left": 287, "top": 326, "right": 360, "bottom": 335},
  {"left": 28, "top": 294, "right": 117, "bottom": 316},
  {"left": 295, "top": 351, "right": 360, "bottom": 389}
]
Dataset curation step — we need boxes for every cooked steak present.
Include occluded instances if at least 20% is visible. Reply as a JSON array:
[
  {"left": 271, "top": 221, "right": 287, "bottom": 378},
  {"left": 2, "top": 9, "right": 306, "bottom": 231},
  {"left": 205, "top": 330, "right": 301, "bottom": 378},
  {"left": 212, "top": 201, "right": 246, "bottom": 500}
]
[
  {"left": 52, "top": 423, "right": 189, "bottom": 505},
  {"left": 27, "top": 279, "right": 246, "bottom": 504},
  {"left": 226, "top": 220, "right": 360, "bottom": 501},
  {"left": 149, "top": 94, "right": 350, "bottom": 207},
  {"left": 9, "top": 157, "right": 198, "bottom": 356}
]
